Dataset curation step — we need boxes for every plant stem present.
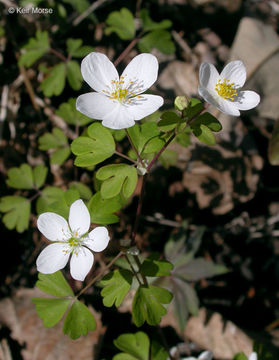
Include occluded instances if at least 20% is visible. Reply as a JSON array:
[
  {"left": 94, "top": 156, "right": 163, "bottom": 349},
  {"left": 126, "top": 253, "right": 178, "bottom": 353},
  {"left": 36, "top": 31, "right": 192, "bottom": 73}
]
[
  {"left": 124, "top": 254, "right": 142, "bottom": 285},
  {"left": 115, "top": 150, "right": 137, "bottom": 164},
  {"left": 49, "top": 48, "right": 67, "bottom": 62},
  {"left": 125, "top": 129, "right": 144, "bottom": 166},
  {"left": 131, "top": 176, "right": 146, "bottom": 245},
  {"left": 76, "top": 251, "right": 123, "bottom": 298},
  {"left": 114, "top": 31, "right": 144, "bottom": 67}
]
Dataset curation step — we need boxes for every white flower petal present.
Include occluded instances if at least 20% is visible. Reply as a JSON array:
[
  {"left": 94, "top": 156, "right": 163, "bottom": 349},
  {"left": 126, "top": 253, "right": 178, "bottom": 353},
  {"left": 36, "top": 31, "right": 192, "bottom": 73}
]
[
  {"left": 234, "top": 90, "right": 260, "bottom": 110},
  {"left": 70, "top": 246, "right": 94, "bottom": 281},
  {"left": 198, "top": 85, "right": 219, "bottom": 108},
  {"left": 81, "top": 52, "right": 119, "bottom": 93},
  {"left": 199, "top": 351, "right": 213, "bottom": 360},
  {"left": 199, "top": 62, "right": 219, "bottom": 91},
  {"left": 36, "top": 243, "right": 70, "bottom": 274},
  {"left": 126, "top": 94, "right": 164, "bottom": 120},
  {"left": 220, "top": 60, "right": 246, "bottom": 88},
  {"left": 84, "top": 226, "right": 110, "bottom": 252},
  {"left": 76, "top": 92, "right": 118, "bottom": 120},
  {"left": 68, "top": 199, "right": 90, "bottom": 237},
  {"left": 101, "top": 103, "right": 135, "bottom": 129},
  {"left": 37, "top": 212, "right": 71, "bottom": 241},
  {"left": 121, "top": 53, "right": 159, "bottom": 95},
  {"left": 249, "top": 353, "right": 257, "bottom": 360}
]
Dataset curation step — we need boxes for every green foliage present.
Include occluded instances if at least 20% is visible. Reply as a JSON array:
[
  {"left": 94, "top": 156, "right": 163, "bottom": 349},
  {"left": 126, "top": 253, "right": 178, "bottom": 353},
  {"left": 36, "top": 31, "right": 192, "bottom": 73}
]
[
  {"left": 0, "top": 196, "right": 30, "bottom": 232},
  {"left": 191, "top": 112, "right": 222, "bottom": 132},
  {"left": 88, "top": 191, "right": 123, "bottom": 225},
  {"left": 190, "top": 111, "right": 222, "bottom": 145},
  {"left": 96, "top": 164, "right": 138, "bottom": 199},
  {"left": 63, "top": 300, "right": 96, "bottom": 339},
  {"left": 184, "top": 98, "right": 203, "bottom": 119},
  {"left": 176, "top": 130, "right": 191, "bottom": 147},
  {"left": 39, "top": 127, "right": 70, "bottom": 165},
  {"left": 140, "top": 9, "right": 172, "bottom": 31},
  {"left": 159, "top": 149, "right": 178, "bottom": 168},
  {"left": 66, "top": 38, "right": 94, "bottom": 58},
  {"left": 71, "top": 122, "right": 115, "bottom": 167},
  {"left": 268, "top": 119, "right": 279, "bottom": 165},
  {"left": 113, "top": 332, "right": 149, "bottom": 360},
  {"left": 127, "top": 123, "right": 164, "bottom": 155},
  {"left": 158, "top": 111, "right": 183, "bottom": 132},
  {"left": 69, "top": 182, "right": 92, "bottom": 200},
  {"left": 100, "top": 269, "right": 133, "bottom": 307},
  {"left": 132, "top": 285, "right": 173, "bottom": 327},
  {"left": 36, "top": 271, "right": 74, "bottom": 297},
  {"left": 66, "top": 60, "right": 83, "bottom": 90},
  {"left": 191, "top": 124, "right": 216, "bottom": 145},
  {"left": 138, "top": 30, "right": 175, "bottom": 55},
  {"left": 7, "top": 163, "right": 47, "bottom": 190},
  {"left": 19, "top": 30, "right": 49, "bottom": 67},
  {"left": 32, "top": 298, "right": 71, "bottom": 327},
  {"left": 233, "top": 354, "right": 248, "bottom": 360},
  {"left": 174, "top": 96, "right": 190, "bottom": 111},
  {"left": 139, "top": 254, "right": 173, "bottom": 277},
  {"left": 41, "top": 63, "right": 66, "bottom": 97},
  {"left": 105, "top": 8, "right": 135, "bottom": 40},
  {"left": 56, "top": 98, "right": 92, "bottom": 126}
]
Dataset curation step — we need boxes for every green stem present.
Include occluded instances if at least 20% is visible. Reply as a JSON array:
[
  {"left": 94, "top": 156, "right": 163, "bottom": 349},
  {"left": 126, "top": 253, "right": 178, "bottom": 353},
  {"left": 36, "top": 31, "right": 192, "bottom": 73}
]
[{"left": 124, "top": 254, "right": 142, "bottom": 285}]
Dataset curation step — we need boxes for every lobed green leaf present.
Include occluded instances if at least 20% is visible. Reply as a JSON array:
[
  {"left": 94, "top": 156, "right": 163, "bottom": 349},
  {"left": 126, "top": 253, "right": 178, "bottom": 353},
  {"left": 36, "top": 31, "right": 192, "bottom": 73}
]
[
  {"left": 140, "top": 9, "right": 172, "bottom": 31},
  {"left": 18, "top": 30, "right": 49, "bottom": 67},
  {"left": 66, "top": 60, "right": 82, "bottom": 90},
  {"left": 36, "top": 271, "right": 74, "bottom": 297},
  {"left": 138, "top": 30, "right": 175, "bottom": 55},
  {"left": 41, "top": 63, "right": 66, "bottom": 97},
  {"left": 88, "top": 191, "right": 123, "bottom": 225},
  {"left": 0, "top": 196, "right": 30, "bottom": 232},
  {"left": 56, "top": 98, "right": 91, "bottom": 126},
  {"left": 105, "top": 8, "right": 135, "bottom": 40},
  {"left": 113, "top": 331, "right": 149, "bottom": 360},
  {"left": 32, "top": 298, "right": 71, "bottom": 327}
]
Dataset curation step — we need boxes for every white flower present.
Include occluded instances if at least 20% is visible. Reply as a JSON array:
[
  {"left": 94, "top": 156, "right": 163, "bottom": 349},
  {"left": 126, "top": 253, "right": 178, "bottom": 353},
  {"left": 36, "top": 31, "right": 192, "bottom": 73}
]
[
  {"left": 248, "top": 353, "right": 257, "bottom": 360},
  {"left": 36, "top": 199, "right": 110, "bottom": 281},
  {"left": 198, "top": 61, "right": 260, "bottom": 116},
  {"left": 168, "top": 348, "right": 213, "bottom": 360},
  {"left": 76, "top": 52, "right": 164, "bottom": 130}
]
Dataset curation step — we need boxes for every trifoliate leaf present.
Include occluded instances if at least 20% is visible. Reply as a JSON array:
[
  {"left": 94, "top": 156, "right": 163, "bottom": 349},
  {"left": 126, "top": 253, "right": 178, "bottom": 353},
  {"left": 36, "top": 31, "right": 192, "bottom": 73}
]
[
  {"left": 32, "top": 298, "right": 71, "bottom": 327},
  {"left": 36, "top": 271, "right": 74, "bottom": 297},
  {"left": 139, "top": 9, "right": 172, "bottom": 31},
  {"left": 132, "top": 285, "right": 173, "bottom": 327},
  {"left": 191, "top": 112, "right": 222, "bottom": 132},
  {"left": 38, "top": 128, "right": 70, "bottom": 165},
  {"left": 33, "top": 164, "right": 48, "bottom": 189},
  {"left": 105, "top": 8, "right": 135, "bottom": 40},
  {"left": 96, "top": 164, "right": 138, "bottom": 199},
  {"left": 18, "top": 30, "right": 49, "bottom": 67},
  {"left": 113, "top": 332, "right": 149, "bottom": 360},
  {"left": 191, "top": 123, "right": 216, "bottom": 145},
  {"left": 127, "top": 123, "right": 164, "bottom": 155},
  {"left": 66, "top": 60, "right": 82, "bottom": 90},
  {"left": 63, "top": 300, "right": 96, "bottom": 339},
  {"left": 139, "top": 254, "right": 173, "bottom": 277},
  {"left": 88, "top": 191, "right": 123, "bottom": 225},
  {"left": 138, "top": 30, "right": 175, "bottom": 55},
  {"left": 6, "top": 163, "right": 33, "bottom": 189},
  {"left": 41, "top": 63, "right": 66, "bottom": 97},
  {"left": 56, "top": 98, "right": 91, "bottom": 126},
  {"left": 175, "top": 258, "right": 228, "bottom": 281},
  {"left": 158, "top": 111, "right": 183, "bottom": 132},
  {"left": 100, "top": 269, "right": 133, "bottom": 307},
  {"left": 71, "top": 122, "right": 115, "bottom": 167},
  {"left": 69, "top": 182, "right": 92, "bottom": 200},
  {"left": 0, "top": 196, "right": 30, "bottom": 232}
]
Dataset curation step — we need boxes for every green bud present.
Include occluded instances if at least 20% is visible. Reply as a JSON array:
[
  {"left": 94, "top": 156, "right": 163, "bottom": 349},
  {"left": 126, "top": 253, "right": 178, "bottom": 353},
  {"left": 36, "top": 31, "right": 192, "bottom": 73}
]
[{"left": 174, "top": 95, "right": 190, "bottom": 111}]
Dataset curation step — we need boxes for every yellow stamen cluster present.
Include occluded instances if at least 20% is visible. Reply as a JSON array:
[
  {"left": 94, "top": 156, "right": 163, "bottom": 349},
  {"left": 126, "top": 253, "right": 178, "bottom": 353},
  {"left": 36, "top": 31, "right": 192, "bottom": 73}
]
[
  {"left": 102, "top": 75, "right": 142, "bottom": 104},
  {"left": 215, "top": 78, "right": 237, "bottom": 100}
]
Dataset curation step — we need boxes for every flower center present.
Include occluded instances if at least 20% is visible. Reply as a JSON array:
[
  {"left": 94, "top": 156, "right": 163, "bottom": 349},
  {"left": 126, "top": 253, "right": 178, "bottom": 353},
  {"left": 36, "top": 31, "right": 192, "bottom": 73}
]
[
  {"left": 102, "top": 75, "right": 143, "bottom": 104},
  {"left": 215, "top": 79, "right": 237, "bottom": 100}
]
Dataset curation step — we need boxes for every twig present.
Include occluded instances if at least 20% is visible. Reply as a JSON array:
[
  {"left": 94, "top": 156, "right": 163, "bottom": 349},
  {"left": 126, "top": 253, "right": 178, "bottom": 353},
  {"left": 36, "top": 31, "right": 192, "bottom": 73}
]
[{"left": 73, "top": 0, "right": 110, "bottom": 26}]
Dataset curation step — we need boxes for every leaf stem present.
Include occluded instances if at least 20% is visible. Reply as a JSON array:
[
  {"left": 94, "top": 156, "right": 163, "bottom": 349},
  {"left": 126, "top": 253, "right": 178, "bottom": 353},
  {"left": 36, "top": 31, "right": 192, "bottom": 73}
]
[
  {"left": 76, "top": 251, "right": 123, "bottom": 298},
  {"left": 115, "top": 150, "right": 137, "bottom": 164},
  {"left": 49, "top": 48, "right": 68, "bottom": 62},
  {"left": 124, "top": 254, "right": 142, "bottom": 285},
  {"left": 125, "top": 129, "right": 144, "bottom": 166}
]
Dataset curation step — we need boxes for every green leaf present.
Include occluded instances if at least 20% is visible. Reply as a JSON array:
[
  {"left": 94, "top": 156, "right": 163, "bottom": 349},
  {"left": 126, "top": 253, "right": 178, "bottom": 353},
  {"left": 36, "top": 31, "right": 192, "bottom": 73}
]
[
  {"left": 36, "top": 271, "right": 74, "bottom": 297},
  {"left": 127, "top": 123, "right": 164, "bottom": 155},
  {"left": 110, "top": 129, "right": 126, "bottom": 142},
  {"left": 56, "top": 98, "right": 92, "bottom": 126},
  {"left": 70, "top": 45, "right": 95, "bottom": 58},
  {"left": 6, "top": 164, "right": 33, "bottom": 189},
  {"left": 140, "top": 254, "right": 173, "bottom": 277},
  {"left": 191, "top": 112, "right": 222, "bottom": 132},
  {"left": 0, "top": 196, "right": 30, "bottom": 232},
  {"left": 88, "top": 192, "right": 123, "bottom": 225},
  {"left": 39, "top": 128, "right": 70, "bottom": 165},
  {"left": 50, "top": 147, "right": 71, "bottom": 165},
  {"left": 150, "top": 340, "right": 168, "bottom": 360},
  {"left": 66, "top": 60, "right": 82, "bottom": 90},
  {"left": 63, "top": 300, "right": 96, "bottom": 339},
  {"left": 69, "top": 182, "right": 92, "bottom": 200},
  {"left": 36, "top": 186, "right": 64, "bottom": 214},
  {"left": 269, "top": 119, "right": 279, "bottom": 165},
  {"left": 138, "top": 30, "right": 175, "bottom": 55},
  {"left": 233, "top": 353, "right": 248, "bottom": 360},
  {"left": 105, "top": 8, "right": 135, "bottom": 40},
  {"left": 71, "top": 122, "right": 115, "bottom": 167},
  {"left": 175, "top": 258, "right": 228, "bottom": 281},
  {"left": 191, "top": 123, "right": 216, "bottom": 145},
  {"left": 66, "top": 38, "right": 82, "bottom": 57},
  {"left": 32, "top": 298, "right": 71, "bottom": 327},
  {"left": 113, "top": 332, "right": 149, "bottom": 360},
  {"left": 96, "top": 164, "right": 138, "bottom": 199},
  {"left": 159, "top": 149, "right": 178, "bottom": 168},
  {"left": 158, "top": 111, "right": 182, "bottom": 132},
  {"left": 41, "top": 63, "right": 66, "bottom": 97},
  {"left": 63, "top": 0, "right": 91, "bottom": 14},
  {"left": 19, "top": 30, "right": 49, "bottom": 67},
  {"left": 140, "top": 9, "right": 172, "bottom": 31},
  {"left": 100, "top": 269, "right": 133, "bottom": 307},
  {"left": 185, "top": 98, "right": 203, "bottom": 119},
  {"left": 132, "top": 285, "right": 172, "bottom": 327},
  {"left": 176, "top": 132, "right": 191, "bottom": 147},
  {"left": 33, "top": 164, "right": 48, "bottom": 189}
]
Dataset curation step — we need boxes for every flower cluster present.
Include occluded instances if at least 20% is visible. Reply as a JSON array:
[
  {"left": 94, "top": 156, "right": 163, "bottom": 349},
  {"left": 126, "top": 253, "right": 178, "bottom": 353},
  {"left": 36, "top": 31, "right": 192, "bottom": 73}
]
[{"left": 36, "top": 199, "right": 109, "bottom": 281}]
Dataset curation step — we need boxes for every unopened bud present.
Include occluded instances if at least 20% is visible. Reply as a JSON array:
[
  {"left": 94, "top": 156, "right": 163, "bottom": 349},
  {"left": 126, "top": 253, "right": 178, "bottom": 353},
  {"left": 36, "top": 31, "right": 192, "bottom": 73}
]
[{"left": 174, "top": 95, "right": 190, "bottom": 111}]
